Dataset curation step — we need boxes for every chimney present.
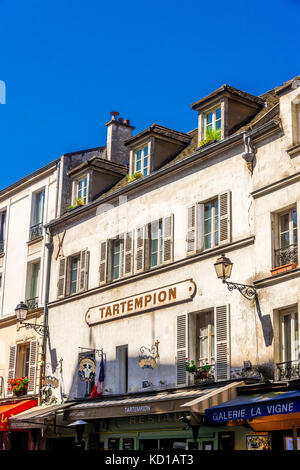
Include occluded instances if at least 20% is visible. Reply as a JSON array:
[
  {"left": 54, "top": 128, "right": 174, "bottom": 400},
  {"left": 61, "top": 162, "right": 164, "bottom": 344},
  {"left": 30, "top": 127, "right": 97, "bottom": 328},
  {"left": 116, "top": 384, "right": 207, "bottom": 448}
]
[{"left": 106, "top": 111, "right": 135, "bottom": 166}]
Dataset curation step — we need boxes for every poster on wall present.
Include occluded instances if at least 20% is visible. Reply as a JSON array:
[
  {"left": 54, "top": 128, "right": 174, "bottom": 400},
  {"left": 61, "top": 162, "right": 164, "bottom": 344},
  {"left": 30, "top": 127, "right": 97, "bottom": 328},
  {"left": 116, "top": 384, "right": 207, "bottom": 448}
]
[{"left": 246, "top": 435, "right": 272, "bottom": 450}]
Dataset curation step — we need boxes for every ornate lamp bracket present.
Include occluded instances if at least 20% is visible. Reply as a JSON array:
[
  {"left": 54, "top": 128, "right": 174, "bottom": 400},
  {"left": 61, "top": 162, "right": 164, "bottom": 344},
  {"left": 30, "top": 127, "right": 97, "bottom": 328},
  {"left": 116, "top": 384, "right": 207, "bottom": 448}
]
[
  {"left": 223, "top": 279, "right": 257, "bottom": 301},
  {"left": 19, "top": 321, "right": 49, "bottom": 337}
]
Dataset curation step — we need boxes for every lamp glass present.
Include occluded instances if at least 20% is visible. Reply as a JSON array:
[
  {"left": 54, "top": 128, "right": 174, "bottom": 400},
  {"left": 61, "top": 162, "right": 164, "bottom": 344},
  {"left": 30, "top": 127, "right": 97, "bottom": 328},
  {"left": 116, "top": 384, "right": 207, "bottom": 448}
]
[
  {"left": 214, "top": 254, "right": 233, "bottom": 280},
  {"left": 15, "top": 302, "right": 28, "bottom": 321}
]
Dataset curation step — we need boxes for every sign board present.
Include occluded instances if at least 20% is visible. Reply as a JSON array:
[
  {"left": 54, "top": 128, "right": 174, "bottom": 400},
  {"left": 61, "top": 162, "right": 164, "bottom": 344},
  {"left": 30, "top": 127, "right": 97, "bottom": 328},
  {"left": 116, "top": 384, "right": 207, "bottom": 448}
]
[
  {"left": 139, "top": 355, "right": 157, "bottom": 369},
  {"left": 86, "top": 279, "right": 196, "bottom": 326}
]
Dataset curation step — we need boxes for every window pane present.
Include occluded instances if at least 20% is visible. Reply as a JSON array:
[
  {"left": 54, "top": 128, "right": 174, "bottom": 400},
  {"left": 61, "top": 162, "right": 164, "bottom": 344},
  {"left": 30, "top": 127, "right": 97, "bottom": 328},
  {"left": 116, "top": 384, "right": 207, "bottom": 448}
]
[
  {"left": 207, "top": 113, "right": 213, "bottom": 124},
  {"left": 284, "top": 314, "right": 292, "bottom": 361},
  {"left": 281, "top": 232, "right": 290, "bottom": 247},
  {"left": 204, "top": 234, "right": 211, "bottom": 250},
  {"left": 293, "top": 210, "right": 297, "bottom": 228},
  {"left": 216, "top": 108, "right": 221, "bottom": 120},
  {"left": 215, "top": 119, "right": 221, "bottom": 130},
  {"left": 281, "top": 214, "right": 289, "bottom": 233},
  {"left": 144, "top": 145, "right": 148, "bottom": 157}
]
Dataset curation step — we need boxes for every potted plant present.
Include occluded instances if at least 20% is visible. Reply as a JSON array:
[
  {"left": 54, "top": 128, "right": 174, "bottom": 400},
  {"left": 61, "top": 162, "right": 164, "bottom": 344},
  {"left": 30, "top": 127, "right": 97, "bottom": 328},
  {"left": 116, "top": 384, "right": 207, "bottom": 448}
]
[
  {"left": 126, "top": 172, "right": 144, "bottom": 182},
  {"left": 199, "top": 128, "right": 221, "bottom": 148},
  {"left": 195, "top": 364, "right": 212, "bottom": 379},
  {"left": 67, "top": 197, "right": 86, "bottom": 211},
  {"left": 8, "top": 377, "right": 29, "bottom": 397}
]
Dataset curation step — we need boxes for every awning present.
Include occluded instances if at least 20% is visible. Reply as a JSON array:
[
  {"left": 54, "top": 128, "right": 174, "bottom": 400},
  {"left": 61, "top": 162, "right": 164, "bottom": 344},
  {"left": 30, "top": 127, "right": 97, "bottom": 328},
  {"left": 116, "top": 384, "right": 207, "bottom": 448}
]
[
  {"left": 65, "top": 382, "right": 243, "bottom": 421},
  {"left": 0, "top": 400, "right": 37, "bottom": 431},
  {"left": 9, "top": 402, "right": 75, "bottom": 429},
  {"left": 205, "top": 390, "right": 300, "bottom": 425}
]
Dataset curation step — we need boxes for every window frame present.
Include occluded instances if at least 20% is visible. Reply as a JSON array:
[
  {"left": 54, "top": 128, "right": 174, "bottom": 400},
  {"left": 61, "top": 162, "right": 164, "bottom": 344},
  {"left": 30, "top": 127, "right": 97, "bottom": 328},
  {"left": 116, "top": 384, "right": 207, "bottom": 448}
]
[
  {"left": 75, "top": 174, "right": 88, "bottom": 204},
  {"left": 196, "top": 310, "right": 215, "bottom": 367},
  {"left": 133, "top": 144, "right": 150, "bottom": 176},
  {"left": 149, "top": 220, "right": 163, "bottom": 269},
  {"left": 273, "top": 206, "right": 298, "bottom": 268},
  {"left": 203, "top": 106, "right": 222, "bottom": 139},
  {"left": 203, "top": 198, "right": 219, "bottom": 250},
  {"left": 279, "top": 307, "right": 299, "bottom": 363},
  {"left": 111, "top": 236, "right": 125, "bottom": 281}
]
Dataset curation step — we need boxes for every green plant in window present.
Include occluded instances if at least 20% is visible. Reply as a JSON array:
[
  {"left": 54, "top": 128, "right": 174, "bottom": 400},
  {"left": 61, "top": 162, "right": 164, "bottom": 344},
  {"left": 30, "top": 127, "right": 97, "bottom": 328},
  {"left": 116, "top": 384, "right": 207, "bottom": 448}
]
[
  {"left": 67, "top": 197, "right": 85, "bottom": 211},
  {"left": 199, "top": 128, "right": 221, "bottom": 148},
  {"left": 126, "top": 172, "right": 144, "bottom": 182}
]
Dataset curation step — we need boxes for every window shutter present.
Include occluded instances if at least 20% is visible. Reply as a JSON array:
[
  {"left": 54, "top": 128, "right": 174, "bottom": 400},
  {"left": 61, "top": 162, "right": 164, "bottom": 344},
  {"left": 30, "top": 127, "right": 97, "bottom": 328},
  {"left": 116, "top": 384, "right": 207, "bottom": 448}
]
[
  {"left": 7, "top": 345, "right": 17, "bottom": 396},
  {"left": 57, "top": 257, "right": 66, "bottom": 299},
  {"left": 218, "top": 190, "right": 231, "bottom": 245},
  {"left": 163, "top": 214, "right": 174, "bottom": 264},
  {"left": 124, "top": 232, "right": 133, "bottom": 276},
  {"left": 214, "top": 305, "right": 230, "bottom": 381},
  {"left": 99, "top": 241, "right": 107, "bottom": 285},
  {"left": 135, "top": 226, "right": 145, "bottom": 273},
  {"left": 27, "top": 340, "right": 38, "bottom": 395},
  {"left": 176, "top": 314, "right": 188, "bottom": 386},
  {"left": 196, "top": 203, "right": 205, "bottom": 252},
  {"left": 79, "top": 248, "right": 89, "bottom": 292},
  {"left": 186, "top": 205, "right": 196, "bottom": 255}
]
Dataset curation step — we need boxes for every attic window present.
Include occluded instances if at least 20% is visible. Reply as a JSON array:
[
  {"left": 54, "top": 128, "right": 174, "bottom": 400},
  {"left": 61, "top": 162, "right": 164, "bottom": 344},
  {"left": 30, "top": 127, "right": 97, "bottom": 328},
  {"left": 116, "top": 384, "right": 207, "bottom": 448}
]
[
  {"left": 204, "top": 107, "right": 222, "bottom": 138},
  {"left": 75, "top": 175, "right": 88, "bottom": 204},
  {"left": 134, "top": 145, "right": 150, "bottom": 176}
]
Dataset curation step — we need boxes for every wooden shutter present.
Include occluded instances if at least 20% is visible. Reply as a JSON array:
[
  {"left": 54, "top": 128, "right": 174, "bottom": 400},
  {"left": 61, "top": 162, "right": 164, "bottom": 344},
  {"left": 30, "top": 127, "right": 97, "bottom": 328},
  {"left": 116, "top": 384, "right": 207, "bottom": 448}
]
[
  {"left": 186, "top": 204, "right": 196, "bottom": 255},
  {"left": 135, "top": 226, "right": 145, "bottom": 273},
  {"left": 176, "top": 314, "right": 188, "bottom": 386},
  {"left": 7, "top": 345, "right": 17, "bottom": 395},
  {"left": 99, "top": 241, "right": 107, "bottom": 285},
  {"left": 214, "top": 305, "right": 230, "bottom": 381},
  {"left": 27, "top": 340, "right": 38, "bottom": 394},
  {"left": 124, "top": 232, "right": 133, "bottom": 276},
  {"left": 218, "top": 190, "right": 231, "bottom": 245},
  {"left": 163, "top": 214, "right": 174, "bottom": 264},
  {"left": 79, "top": 248, "right": 89, "bottom": 292},
  {"left": 57, "top": 257, "right": 66, "bottom": 299}
]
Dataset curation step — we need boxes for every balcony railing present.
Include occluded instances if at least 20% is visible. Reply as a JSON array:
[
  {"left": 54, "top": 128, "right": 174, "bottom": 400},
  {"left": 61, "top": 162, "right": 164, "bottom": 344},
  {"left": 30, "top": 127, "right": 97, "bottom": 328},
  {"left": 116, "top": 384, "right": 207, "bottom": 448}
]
[
  {"left": 26, "top": 296, "right": 39, "bottom": 311},
  {"left": 29, "top": 223, "right": 43, "bottom": 241},
  {"left": 274, "top": 243, "right": 298, "bottom": 267},
  {"left": 0, "top": 240, "right": 4, "bottom": 254},
  {"left": 276, "top": 360, "right": 300, "bottom": 381}
]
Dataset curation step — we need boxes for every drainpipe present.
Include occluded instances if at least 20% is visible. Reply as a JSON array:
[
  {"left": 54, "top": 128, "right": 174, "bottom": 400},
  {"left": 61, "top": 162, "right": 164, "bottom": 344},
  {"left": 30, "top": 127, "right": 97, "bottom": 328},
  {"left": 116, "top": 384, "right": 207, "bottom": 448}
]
[{"left": 39, "top": 227, "right": 53, "bottom": 404}]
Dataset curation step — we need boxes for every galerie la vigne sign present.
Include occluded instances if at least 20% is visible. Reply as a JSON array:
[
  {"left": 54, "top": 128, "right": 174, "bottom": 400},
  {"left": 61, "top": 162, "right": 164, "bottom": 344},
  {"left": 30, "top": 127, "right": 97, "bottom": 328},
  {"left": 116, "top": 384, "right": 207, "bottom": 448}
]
[{"left": 86, "top": 279, "right": 196, "bottom": 326}]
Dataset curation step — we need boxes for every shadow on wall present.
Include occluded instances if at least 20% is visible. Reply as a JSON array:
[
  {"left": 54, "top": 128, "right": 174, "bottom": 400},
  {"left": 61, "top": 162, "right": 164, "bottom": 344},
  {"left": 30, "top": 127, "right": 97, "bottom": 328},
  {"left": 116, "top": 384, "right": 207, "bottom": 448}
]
[{"left": 255, "top": 296, "right": 274, "bottom": 348}]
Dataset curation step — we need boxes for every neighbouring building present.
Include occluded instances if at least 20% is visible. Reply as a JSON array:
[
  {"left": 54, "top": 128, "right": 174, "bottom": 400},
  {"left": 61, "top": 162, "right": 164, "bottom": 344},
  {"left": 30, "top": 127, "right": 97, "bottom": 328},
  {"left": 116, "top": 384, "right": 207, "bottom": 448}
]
[{"left": 6, "top": 75, "right": 300, "bottom": 451}]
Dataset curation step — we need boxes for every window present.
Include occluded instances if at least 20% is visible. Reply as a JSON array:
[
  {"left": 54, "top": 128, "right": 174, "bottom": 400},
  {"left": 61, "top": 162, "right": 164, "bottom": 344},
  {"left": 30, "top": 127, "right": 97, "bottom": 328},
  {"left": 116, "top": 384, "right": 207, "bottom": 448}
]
[
  {"left": 274, "top": 207, "right": 298, "bottom": 267},
  {"left": 280, "top": 308, "right": 299, "bottom": 363},
  {"left": 57, "top": 250, "right": 89, "bottom": 299},
  {"left": 112, "top": 238, "right": 124, "bottom": 280},
  {"left": 0, "top": 211, "right": 6, "bottom": 253},
  {"left": 204, "top": 199, "right": 219, "bottom": 250},
  {"left": 75, "top": 176, "right": 88, "bottom": 204},
  {"left": 197, "top": 311, "right": 215, "bottom": 367},
  {"left": 70, "top": 255, "right": 80, "bottom": 294},
  {"left": 292, "top": 97, "right": 300, "bottom": 145},
  {"left": 7, "top": 340, "right": 38, "bottom": 396},
  {"left": 187, "top": 191, "right": 231, "bottom": 255},
  {"left": 134, "top": 145, "right": 149, "bottom": 176},
  {"left": 204, "top": 107, "right": 221, "bottom": 138},
  {"left": 25, "top": 261, "right": 40, "bottom": 310},
  {"left": 150, "top": 220, "right": 163, "bottom": 268}
]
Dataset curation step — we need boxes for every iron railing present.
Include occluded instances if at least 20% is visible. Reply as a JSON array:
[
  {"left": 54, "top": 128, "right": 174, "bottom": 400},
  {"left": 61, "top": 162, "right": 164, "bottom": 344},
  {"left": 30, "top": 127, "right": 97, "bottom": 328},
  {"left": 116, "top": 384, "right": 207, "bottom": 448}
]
[
  {"left": 276, "top": 360, "right": 300, "bottom": 381},
  {"left": 26, "top": 296, "right": 39, "bottom": 311},
  {"left": 29, "top": 223, "right": 43, "bottom": 241},
  {"left": 274, "top": 243, "right": 298, "bottom": 267},
  {"left": 0, "top": 240, "right": 4, "bottom": 254}
]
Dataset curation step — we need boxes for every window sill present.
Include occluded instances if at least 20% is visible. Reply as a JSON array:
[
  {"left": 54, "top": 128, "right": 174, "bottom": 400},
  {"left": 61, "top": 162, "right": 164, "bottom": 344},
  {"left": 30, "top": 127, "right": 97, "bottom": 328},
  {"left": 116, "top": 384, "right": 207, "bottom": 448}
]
[
  {"left": 270, "top": 263, "right": 297, "bottom": 276},
  {"left": 286, "top": 143, "right": 300, "bottom": 157},
  {"left": 27, "top": 236, "right": 43, "bottom": 246}
]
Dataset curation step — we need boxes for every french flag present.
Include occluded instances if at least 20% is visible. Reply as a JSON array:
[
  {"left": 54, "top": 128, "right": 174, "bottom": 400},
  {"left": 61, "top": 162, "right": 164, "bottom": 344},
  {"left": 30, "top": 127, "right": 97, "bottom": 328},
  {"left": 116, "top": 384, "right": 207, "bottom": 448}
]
[{"left": 90, "top": 355, "right": 105, "bottom": 398}]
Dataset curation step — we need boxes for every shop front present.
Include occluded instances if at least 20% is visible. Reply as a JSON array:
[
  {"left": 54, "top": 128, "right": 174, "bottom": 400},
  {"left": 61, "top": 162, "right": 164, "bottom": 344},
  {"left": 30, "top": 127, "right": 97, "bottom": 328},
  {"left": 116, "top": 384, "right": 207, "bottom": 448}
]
[
  {"left": 0, "top": 398, "right": 38, "bottom": 450},
  {"left": 205, "top": 388, "right": 300, "bottom": 450}
]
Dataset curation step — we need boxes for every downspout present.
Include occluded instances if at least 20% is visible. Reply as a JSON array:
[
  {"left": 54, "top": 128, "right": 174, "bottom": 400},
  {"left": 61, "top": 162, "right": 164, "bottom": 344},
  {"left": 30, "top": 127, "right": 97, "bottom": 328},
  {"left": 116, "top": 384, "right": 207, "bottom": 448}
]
[{"left": 39, "top": 226, "right": 53, "bottom": 404}]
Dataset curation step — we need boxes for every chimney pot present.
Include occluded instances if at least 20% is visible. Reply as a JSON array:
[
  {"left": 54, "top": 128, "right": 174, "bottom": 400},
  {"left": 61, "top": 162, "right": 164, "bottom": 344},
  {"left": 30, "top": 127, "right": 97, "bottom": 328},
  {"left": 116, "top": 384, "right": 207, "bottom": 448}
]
[
  {"left": 110, "top": 111, "right": 119, "bottom": 121},
  {"left": 118, "top": 117, "right": 123, "bottom": 124},
  {"left": 124, "top": 119, "right": 130, "bottom": 125}
]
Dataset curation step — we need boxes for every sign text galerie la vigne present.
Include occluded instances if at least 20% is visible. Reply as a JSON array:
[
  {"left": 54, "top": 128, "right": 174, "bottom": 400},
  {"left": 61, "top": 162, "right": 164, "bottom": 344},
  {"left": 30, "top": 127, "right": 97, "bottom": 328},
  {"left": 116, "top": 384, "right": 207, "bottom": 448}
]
[{"left": 86, "top": 279, "right": 196, "bottom": 326}]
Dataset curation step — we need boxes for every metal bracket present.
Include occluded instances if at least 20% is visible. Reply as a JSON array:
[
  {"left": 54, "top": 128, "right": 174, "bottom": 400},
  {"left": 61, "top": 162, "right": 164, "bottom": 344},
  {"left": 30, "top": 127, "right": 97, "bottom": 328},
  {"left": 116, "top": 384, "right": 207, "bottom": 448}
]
[
  {"left": 19, "top": 321, "right": 49, "bottom": 337},
  {"left": 223, "top": 280, "right": 257, "bottom": 300}
]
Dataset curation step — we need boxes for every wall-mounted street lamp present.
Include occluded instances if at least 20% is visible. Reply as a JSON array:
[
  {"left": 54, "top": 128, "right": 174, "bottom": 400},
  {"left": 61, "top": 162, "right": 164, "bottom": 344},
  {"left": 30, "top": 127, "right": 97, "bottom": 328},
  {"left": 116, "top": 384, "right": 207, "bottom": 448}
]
[
  {"left": 15, "top": 301, "right": 49, "bottom": 336},
  {"left": 214, "top": 253, "right": 257, "bottom": 301}
]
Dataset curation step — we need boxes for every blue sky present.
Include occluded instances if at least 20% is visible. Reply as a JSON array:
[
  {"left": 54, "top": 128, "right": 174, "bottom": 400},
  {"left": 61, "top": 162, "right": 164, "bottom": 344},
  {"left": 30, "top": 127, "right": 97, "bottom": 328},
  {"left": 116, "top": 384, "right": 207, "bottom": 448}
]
[{"left": 0, "top": 0, "right": 299, "bottom": 189}]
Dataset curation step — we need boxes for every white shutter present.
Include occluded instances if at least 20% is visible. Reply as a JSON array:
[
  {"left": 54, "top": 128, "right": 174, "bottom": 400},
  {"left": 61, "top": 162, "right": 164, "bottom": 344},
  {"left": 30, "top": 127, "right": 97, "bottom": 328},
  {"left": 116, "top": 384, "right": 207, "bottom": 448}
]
[
  {"left": 99, "top": 241, "right": 107, "bottom": 285},
  {"left": 57, "top": 257, "right": 66, "bottom": 299},
  {"left": 163, "top": 214, "right": 174, "bottom": 264},
  {"left": 186, "top": 205, "right": 196, "bottom": 255},
  {"left": 135, "top": 226, "right": 145, "bottom": 273},
  {"left": 27, "top": 340, "right": 38, "bottom": 395},
  {"left": 214, "top": 305, "right": 230, "bottom": 381},
  {"left": 79, "top": 248, "right": 89, "bottom": 292},
  {"left": 124, "top": 232, "right": 134, "bottom": 276},
  {"left": 218, "top": 190, "right": 231, "bottom": 245},
  {"left": 176, "top": 314, "right": 188, "bottom": 386},
  {"left": 7, "top": 345, "right": 17, "bottom": 396}
]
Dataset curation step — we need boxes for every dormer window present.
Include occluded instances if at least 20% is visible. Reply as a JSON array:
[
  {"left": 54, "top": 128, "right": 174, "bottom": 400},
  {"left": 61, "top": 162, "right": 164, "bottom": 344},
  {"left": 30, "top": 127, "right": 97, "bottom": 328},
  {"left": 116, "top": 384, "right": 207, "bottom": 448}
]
[
  {"left": 134, "top": 145, "right": 149, "bottom": 176},
  {"left": 205, "top": 107, "right": 222, "bottom": 137},
  {"left": 75, "top": 175, "right": 88, "bottom": 204}
]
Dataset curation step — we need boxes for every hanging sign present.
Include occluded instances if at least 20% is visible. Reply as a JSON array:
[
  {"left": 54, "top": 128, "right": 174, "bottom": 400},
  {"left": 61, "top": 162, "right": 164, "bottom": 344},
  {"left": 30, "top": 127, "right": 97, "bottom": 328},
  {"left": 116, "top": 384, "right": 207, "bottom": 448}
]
[
  {"left": 139, "top": 356, "right": 157, "bottom": 369},
  {"left": 86, "top": 279, "right": 196, "bottom": 326},
  {"left": 78, "top": 355, "right": 96, "bottom": 382}
]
